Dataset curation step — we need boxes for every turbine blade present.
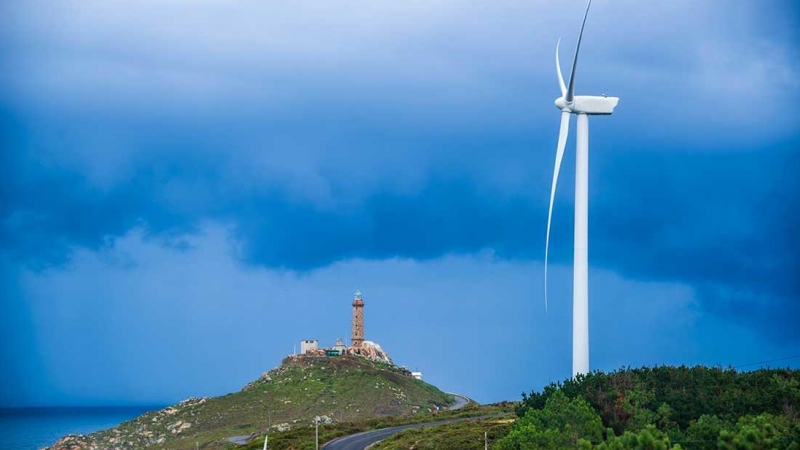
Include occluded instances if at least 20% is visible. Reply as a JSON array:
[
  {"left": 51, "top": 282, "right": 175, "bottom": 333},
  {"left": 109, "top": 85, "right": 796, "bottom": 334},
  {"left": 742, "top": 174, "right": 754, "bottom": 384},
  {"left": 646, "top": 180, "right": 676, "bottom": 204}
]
[
  {"left": 556, "top": 38, "right": 567, "bottom": 97},
  {"left": 545, "top": 111, "right": 571, "bottom": 311},
  {"left": 565, "top": 0, "right": 592, "bottom": 103}
]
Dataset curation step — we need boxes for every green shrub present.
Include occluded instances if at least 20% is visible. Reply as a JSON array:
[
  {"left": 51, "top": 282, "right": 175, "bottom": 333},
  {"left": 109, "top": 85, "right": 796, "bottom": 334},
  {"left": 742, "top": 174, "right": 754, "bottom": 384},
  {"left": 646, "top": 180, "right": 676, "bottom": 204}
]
[{"left": 497, "top": 391, "right": 604, "bottom": 449}]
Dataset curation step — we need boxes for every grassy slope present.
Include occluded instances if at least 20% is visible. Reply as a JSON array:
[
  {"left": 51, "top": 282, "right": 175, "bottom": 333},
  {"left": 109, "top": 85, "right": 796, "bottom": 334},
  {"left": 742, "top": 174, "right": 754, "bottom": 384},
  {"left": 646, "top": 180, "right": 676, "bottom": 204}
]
[
  {"left": 68, "top": 355, "right": 453, "bottom": 450},
  {"left": 239, "top": 403, "right": 517, "bottom": 450},
  {"left": 370, "top": 417, "right": 515, "bottom": 450}
]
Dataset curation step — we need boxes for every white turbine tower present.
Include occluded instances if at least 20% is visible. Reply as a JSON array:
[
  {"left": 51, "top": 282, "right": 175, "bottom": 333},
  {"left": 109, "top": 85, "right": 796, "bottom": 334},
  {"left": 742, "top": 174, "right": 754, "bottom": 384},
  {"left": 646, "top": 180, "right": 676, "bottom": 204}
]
[{"left": 544, "top": 0, "right": 619, "bottom": 378}]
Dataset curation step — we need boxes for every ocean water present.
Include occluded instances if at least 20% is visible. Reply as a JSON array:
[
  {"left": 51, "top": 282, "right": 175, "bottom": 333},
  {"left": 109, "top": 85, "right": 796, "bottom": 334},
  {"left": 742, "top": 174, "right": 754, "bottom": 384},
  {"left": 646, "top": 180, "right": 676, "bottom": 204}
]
[{"left": 0, "top": 406, "right": 164, "bottom": 450}]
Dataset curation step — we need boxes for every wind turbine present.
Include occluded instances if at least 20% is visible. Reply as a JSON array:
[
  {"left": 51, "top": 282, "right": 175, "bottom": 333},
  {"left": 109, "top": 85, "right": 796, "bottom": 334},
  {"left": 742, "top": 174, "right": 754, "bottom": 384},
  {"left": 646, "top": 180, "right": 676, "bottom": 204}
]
[{"left": 544, "top": 0, "right": 618, "bottom": 378}]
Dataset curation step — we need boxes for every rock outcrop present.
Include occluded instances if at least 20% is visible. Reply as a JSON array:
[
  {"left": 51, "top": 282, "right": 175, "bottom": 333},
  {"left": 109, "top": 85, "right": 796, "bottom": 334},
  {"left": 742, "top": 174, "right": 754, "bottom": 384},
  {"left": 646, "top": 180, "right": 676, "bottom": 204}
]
[
  {"left": 293, "top": 340, "right": 393, "bottom": 364},
  {"left": 344, "top": 341, "right": 392, "bottom": 364}
]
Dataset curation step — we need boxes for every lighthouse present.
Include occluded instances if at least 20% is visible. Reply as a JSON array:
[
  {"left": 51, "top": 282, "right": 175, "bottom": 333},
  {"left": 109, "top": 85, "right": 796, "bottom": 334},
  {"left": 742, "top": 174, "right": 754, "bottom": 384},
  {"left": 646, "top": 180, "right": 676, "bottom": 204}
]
[{"left": 351, "top": 290, "right": 365, "bottom": 348}]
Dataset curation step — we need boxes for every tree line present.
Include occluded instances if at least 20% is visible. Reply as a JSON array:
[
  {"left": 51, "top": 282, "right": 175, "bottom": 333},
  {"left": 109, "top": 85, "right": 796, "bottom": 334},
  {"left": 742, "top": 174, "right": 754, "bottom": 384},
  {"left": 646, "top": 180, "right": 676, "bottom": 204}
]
[{"left": 496, "top": 365, "right": 800, "bottom": 449}]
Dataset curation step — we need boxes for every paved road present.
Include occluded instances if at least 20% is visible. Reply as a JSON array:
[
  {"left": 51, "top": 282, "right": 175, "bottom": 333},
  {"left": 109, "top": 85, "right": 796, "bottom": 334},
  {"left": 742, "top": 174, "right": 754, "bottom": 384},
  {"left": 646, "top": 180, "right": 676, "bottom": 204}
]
[
  {"left": 321, "top": 415, "right": 489, "bottom": 450},
  {"left": 226, "top": 435, "right": 250, "bottom": 445},
  {"left": 446, "top": 393, "right": 471, "bottom": 410}
]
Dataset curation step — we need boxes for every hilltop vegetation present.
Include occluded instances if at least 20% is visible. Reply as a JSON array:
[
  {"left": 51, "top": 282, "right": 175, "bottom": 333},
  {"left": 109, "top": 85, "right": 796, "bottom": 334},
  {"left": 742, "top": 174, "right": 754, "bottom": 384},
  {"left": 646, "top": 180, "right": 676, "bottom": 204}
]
[
  {"left": 368, "top": 366, "right": 800, "bottom": 450},
  {"left": 49, "top": 355, "right": 454, "bottom": 450},
  {"left": 371, "top": 416, "right": 515, "bottom": 450},
  {"left": 498, "top": 366, "right": 800, "bottom": 449}
]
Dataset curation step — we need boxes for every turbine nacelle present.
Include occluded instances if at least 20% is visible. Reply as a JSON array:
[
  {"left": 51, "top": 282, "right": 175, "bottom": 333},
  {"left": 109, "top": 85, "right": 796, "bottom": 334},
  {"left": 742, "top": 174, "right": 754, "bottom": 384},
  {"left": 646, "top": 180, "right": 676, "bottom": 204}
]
[
  {"left": 554, "top": 95, "right": 619, "bottom": 115},
  {"left": 553, "top": 0, "right": 619, "bottom": 117}
]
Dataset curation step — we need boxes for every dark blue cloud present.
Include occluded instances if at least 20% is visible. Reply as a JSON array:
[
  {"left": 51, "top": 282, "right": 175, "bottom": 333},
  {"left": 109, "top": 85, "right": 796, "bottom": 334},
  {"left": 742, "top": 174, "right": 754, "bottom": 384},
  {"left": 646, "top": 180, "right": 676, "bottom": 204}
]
[
  {"left": 2, "top": 125, "right": 796, "bottom": 343},
  {"left": 234, "top": 176, "right": 540, "bottom": 270},
  {"left": 592, "top": 142, "right": 800, "bottom": 341}
]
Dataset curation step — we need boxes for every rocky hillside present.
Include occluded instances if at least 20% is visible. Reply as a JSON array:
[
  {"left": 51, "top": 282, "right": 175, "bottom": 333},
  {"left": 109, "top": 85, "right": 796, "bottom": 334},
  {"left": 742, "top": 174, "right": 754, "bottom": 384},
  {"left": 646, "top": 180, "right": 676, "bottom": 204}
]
[{"left": 48, "top": 355, "right": 454, "bottom": 450}]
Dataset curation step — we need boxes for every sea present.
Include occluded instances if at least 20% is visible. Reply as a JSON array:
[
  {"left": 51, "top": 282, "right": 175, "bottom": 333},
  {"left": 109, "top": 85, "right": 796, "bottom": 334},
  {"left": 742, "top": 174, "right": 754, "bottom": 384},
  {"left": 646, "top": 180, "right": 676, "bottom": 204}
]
[{"left": 0, "top": 406, "right": 165, "bottom": 450}]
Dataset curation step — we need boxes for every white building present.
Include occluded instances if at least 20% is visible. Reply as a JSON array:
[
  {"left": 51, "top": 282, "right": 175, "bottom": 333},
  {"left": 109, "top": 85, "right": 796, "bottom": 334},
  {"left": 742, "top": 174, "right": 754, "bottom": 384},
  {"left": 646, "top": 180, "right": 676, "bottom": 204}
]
[
  {"left": 333, "top": 338, "right": 347, "bottom": 353},
  {"left": 411, "top": 372, "right": 423, "bottom": 380},
  {"left": 300, "top": 339, "right": 318, "bottom": 354}
]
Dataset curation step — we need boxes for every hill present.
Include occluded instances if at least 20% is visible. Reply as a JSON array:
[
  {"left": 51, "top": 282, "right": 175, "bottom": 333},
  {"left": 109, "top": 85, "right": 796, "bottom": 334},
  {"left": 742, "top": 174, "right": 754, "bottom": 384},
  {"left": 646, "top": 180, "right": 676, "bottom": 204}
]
[{"left": 48, "top": 355, "right": 454, "bottom": 450}]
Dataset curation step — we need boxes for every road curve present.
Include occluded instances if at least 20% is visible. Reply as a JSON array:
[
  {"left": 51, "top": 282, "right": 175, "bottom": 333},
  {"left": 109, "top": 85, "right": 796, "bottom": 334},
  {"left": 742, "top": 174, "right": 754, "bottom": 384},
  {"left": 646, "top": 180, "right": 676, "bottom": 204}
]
[
  {"left": 321, "top": 415, "right": 488, "bottom": 450},
  {"left": 446, "top": 393, "right": 472, "bottom": 410}
]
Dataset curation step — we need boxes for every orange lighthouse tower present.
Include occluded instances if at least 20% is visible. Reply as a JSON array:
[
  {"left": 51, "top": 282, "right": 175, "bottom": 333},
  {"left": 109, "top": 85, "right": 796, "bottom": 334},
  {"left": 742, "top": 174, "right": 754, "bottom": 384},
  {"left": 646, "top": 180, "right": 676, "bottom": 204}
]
[{"left": 351, "top": 290, "right": 365, "bottom": 348}]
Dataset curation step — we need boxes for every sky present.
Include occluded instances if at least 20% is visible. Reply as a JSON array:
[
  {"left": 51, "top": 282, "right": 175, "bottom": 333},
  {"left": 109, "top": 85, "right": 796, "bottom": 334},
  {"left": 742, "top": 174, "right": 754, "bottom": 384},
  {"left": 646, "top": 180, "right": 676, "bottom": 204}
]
[{"left": 1, "top": 0, "right": 799, "bottom": 407}]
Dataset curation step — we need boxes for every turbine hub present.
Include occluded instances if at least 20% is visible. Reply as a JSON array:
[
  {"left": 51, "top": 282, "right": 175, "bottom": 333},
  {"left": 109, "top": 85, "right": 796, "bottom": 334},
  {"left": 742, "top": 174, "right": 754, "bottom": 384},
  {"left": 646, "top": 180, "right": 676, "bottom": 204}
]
[{"left": 554, "top": 97, "right": 569, "bottom": 111}]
